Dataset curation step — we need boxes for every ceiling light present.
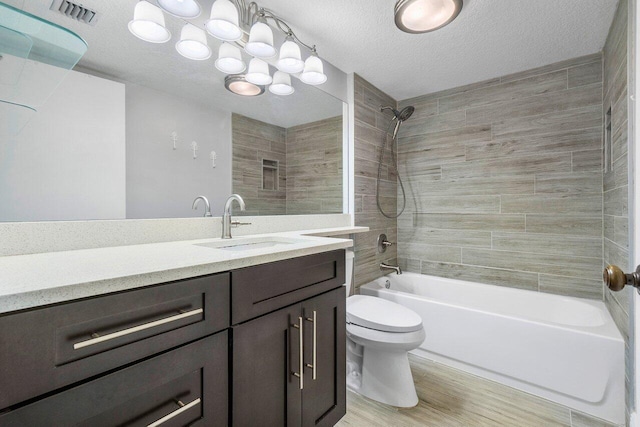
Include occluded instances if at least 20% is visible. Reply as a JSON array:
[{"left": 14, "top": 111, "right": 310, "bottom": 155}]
[
  {"left": 245, "top": 20, "right": 276, "bottom": 58},
  {"left": 176, "top": 23, "right": 211, "bottom": 60},
  {"left": 215, "top": 42, "right": 246, "bottom": 74},
  {"left": 277, "top": 37, "right": 304, "bottom": 74},
  {"left": 225, "top": 75, "right": 265, "bottom": 96},
  {"left": 205, "top": 0, "right": 242, "bottom": 41},
  {"left": 269, "top": 71, "right": 295, "bottom": 96},
  {"left": 156, "top": 0, "right": 201, "bottom": 19},
  {"left": 245, "top": 58, "right": 272, "bottom": 85},
  {"left": 300, "top": 54, "right": 327, "bottom": 85},
  {"left": 128, "top": 1, "right": 171, "bottom": 43},
  {"left": 394, "top": 0, "right": 463, "bottom": 33}
]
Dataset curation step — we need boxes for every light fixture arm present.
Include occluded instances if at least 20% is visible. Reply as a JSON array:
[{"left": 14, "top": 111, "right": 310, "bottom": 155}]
[{"left": 235, "top": 1, "right": 318, "bottom": 54}]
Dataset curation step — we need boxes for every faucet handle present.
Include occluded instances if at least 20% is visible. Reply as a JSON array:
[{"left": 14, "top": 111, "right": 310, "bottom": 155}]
[{"left": 231, "top": 221, "right": 252, "bottom": 228}]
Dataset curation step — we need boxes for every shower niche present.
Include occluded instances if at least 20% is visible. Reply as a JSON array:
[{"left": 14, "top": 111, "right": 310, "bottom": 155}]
[{"left": 262, "top": 159, "right": 279, "bottom": 191}]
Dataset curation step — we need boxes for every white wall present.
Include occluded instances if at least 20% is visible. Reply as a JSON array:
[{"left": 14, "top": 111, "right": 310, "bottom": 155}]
[
  {"left": 125, "top": 84, "right": 232, "bottom": 219},
  {"left": 0, "top": 70, "right": 126, "bottom": 221}
]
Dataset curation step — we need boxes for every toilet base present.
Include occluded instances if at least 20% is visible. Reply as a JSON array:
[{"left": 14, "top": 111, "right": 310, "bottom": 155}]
[{"left": 347, "top": 340, "right": 419, "bottom": 408}]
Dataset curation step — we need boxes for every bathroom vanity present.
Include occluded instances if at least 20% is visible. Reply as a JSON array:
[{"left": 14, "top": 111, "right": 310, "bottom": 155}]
[{"left": 0, "top": 235, "right": 350, "bottom": 426}]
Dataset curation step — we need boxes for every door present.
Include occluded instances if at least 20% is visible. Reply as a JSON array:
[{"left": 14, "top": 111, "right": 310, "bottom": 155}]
[
  {"left": 301, "top": 287, "right": 347, "bottom": 427},
  {"left": 232, "top": 304, "right": 303, "bottom": 427}
]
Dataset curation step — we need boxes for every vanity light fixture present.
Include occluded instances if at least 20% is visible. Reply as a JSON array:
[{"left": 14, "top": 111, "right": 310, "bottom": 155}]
[
  {"left": 245, "top": 57, "right": 273, "bottom": 85},
  {"left": 277, "top": 35, "right": 304, "bottom": 74},
  {"left": 394, "top": 0, "right": 463, "bottom": 33},
  {"left": 215, "top": 42, "right": 246, "bottom": 74},
  {"left": 128, "top": 1, "right": 171, "bottom": 43},
  {"left": 130, "top": 0, "right": 328, "bottom": 97},
  {"left": 156, "top": 0, "right": 201, "bottom": 19},
  {"left": 205, "top": 0, "right": 243, "bottom": 42},
  {"left": 176, "top": 23, "right": 211, "bottom": 60},
  {"left": 269, "top": 71, "right": 294, "bottom": 96},
  {"left": 225, "top": 75, "right": 265, "bottom": 96},
  {"left": 245, "top": 19, "right": 276, "bottom": 58}
]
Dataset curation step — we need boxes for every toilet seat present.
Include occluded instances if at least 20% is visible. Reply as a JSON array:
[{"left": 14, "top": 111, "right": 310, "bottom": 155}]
[{"left": 347, "top": 295, "right": 423, "bottom": 333}]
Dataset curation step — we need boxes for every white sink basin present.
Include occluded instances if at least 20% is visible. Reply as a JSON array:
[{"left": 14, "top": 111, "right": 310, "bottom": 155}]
[{"left": 195, "top": 237, "right": 304, "bottom": 252}]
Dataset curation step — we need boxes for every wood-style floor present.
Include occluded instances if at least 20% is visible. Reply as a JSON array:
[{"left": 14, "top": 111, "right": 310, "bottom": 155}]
[{"left": 336, "top": 355, "right": 621, "bottom": 427}]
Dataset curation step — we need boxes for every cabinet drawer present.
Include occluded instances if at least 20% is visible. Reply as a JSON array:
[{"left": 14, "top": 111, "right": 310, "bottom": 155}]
[
  {"left": 231, "top": 250, "right": 345, "bottom": 324},
  {"left": 0, "top": 332, "right": 228, "bottom": 426},
  {"left": 0, "top": 273, "right": 229, "bottom": 410}
]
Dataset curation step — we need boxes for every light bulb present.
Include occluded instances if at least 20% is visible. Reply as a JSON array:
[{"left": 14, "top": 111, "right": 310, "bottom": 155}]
[
  {"left": 300, "top": 55, "right": 327, "bottom": 85},
  {"left": 176, "top": 23, "right": 211, "bottom": 60},
  {"left": 156, "top": 0, "right": 201, "bottom": 18},
  {"left": 215, "top": 42, "right": 246, "bottom": 74},
  {"left": 277, "top": 39, "right": 304, "bottom": 74},
  {"left": 206, "top": 0, "right": 242, "bottom": 41},
  {"left": 128, "top": 1, "right": 171, "bottom": 43},
  {"left": 245, "top": 21, "right": 276, "bottom": 58},
  {"left": 269, "top": 71, "right": 294, "bottom": 96},
  {"left": 245, "top": 58, "right": 272, "bottom": 85}
]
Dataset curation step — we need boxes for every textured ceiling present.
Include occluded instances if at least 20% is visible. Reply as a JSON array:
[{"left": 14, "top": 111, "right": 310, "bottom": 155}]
[{"left": 10, "top": 0, "right": 618, "bottom": 110}]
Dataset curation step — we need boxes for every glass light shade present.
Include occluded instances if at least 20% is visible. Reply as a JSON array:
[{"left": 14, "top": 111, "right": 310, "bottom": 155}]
[
  {"left": 276, "top": 39, "right": 304, "bottom": 73},
  {"left": 269, "top": 71, "right": 294, "bottom": 96},
  {"left": 215, "top": 42, "right": 246, "bottom": 74},
  {"left": 245, "top": 21, "right": 276, "bottom": 58},
  {"left": 128, "top": 1, "right": 171, "bottom": 43},
  {"left": 394, "top": 0, "right": 463, "bottom": 33},
  {"left": 245, "top": 58, "right": 272, "bottom": 85},
  {"left": 176, "top": 23, "right": 211, "bottom": 60},
  {"left": 205, "top": 0, "right": 242, "bottom": 41},
  {"left": 225, "top": 75, "right": 265, "bottom": 96},
  {"left": 157, "top": 0, "right": 201, "bottom": 18},
  {"left": 300, "top": 55, "right": 327, "bottom": 85}
]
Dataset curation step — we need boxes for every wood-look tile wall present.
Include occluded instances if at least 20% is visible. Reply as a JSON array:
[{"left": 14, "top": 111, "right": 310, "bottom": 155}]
[
  {"left": 602, "top": 0, "right": 631, "bottom": 420},
  {"left": 232, "top": 114, "right": 343, "bottom": 216},
  {"left": 232, "top": 114, "right": 287, "bottom": 216},
  {"left": 396, "top": 54, "right": 604, "bottom": 299},
  {"left": 285, "top": 116, "right": 343, "bottom": 215},
  {"left": 353, "top": 75, "right": 398, "bottom": 287}
]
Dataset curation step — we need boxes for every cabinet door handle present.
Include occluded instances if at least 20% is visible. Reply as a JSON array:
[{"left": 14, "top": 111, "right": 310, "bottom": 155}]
[
  {"left": 291, "top": 316, "right": 304, "bottom": 390},
  {"left": 305, "top": 310, "right": 317, "bottom": 380},
  {"left": 146, "top": 397, "right": 201, "bottom": 427},
  {"left": 73, "top": 308, "right": 204, "bottom": 350}
]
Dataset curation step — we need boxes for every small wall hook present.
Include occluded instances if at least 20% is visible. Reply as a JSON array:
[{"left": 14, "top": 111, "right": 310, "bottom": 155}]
[
  {"left": 170, "top": 131, "right": 178, "bottom": 150},
  {"left": 191, "top": 141, "right": 198, "bottom": 159}
]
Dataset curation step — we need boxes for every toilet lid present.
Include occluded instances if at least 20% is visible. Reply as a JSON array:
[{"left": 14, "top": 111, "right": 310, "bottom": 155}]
[{"left": 346, "top": 295, "right": 423, "bottom": 333}]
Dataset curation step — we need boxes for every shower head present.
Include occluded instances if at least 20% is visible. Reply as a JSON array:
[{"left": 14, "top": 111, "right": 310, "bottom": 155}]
[{"left": 380, "top": 105, "right": 415, "bottom": 122}]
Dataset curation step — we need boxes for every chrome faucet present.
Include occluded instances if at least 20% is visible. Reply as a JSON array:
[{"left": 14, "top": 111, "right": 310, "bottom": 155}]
[
  {"left": 380, "top": 263, "right": 402, "bottom": 275},
  {"left": 222, "top": 194, "right": 250, "bottom": 239},
  {"left": 192, "top": 195, "right": 212, "bottom": 217}
]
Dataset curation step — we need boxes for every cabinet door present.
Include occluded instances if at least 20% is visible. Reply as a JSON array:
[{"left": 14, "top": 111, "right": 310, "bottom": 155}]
[
  {"left": 232, "top": 304, "right": 303, "bottom": 427},
  {"left": 0, "top": 332, "right": 228, "bottom": 426},
  {"left": 302, "top": 287, "right": 346, "bottom": 427}
]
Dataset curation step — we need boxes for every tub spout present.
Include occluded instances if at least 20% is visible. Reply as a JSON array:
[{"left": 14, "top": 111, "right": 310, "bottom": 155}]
[{"left": 380, "top": 263, "right": 402, "bottom": 275}]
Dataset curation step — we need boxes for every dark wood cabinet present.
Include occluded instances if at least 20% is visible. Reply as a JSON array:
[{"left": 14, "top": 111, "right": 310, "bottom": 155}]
[
  {"left": 232, "top": 286, "right": 346, "bottom": 427},
  {"left": 0, "top": 332, "right": 228, "bottom": 427},
  {"left": 0, "top": 249, "right": 346, "bottom": 426}
]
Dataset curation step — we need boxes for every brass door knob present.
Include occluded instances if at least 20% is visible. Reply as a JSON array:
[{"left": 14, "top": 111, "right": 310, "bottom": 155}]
[{"left": 603, "top": 264, "right": 640, "bottom": 291}]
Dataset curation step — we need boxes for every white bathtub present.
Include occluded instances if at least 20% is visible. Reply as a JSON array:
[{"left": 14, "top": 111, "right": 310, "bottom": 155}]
[{"left": 360, "top": 272, "right": 625, "bottom": 424}]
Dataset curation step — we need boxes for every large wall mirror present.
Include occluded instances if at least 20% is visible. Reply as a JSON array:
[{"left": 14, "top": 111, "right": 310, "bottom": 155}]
[{"left": 0, "top": 0, "right": 346, "bottom": 222}]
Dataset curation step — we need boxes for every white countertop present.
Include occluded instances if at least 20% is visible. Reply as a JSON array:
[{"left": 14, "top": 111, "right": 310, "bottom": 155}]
[{"left": 0, "top": 226, "right": 366, "bottom": 314}]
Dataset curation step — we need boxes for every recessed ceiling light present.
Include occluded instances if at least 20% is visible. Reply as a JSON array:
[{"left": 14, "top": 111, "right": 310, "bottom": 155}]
[
  {"left": 225, "top": 75, "right": 265, "bottom": 96},
  {"left": 394, "top": 0, "right": 463, "bottom": 33}
]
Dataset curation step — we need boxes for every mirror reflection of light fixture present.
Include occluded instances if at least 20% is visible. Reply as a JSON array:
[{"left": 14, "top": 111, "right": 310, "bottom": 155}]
[
  {"left": 245, "top": 58, "right": 272, "bottom": 85},
  {"left": 277, "top": 36, "right": 304, "bottom": 74},
  {"left": 215, "top": 42, "right": 246, "bottom": 74},
  {"left": 269, "top": 71, "right": 294, "bottom": 96},
  {"left": 205, "top": 0, "right": 243, "bottom": 41},
  {"left": 394, "top": 0, "right": 463, "bottom": 33},
  {"left": 300, "top": 53, "right": 327, "bottom": 85},
  {"left": 245, "top": 20, "right": 276, "bottom": 58},
  {"left": 176, "top": 23, "right": 211, "bottom": 60},
  {"left": 129, "top": 0, "right": 328, "bottom": 96},
  {"left": 225, "top": 75, "right": 265, "bottom": 96},
  {"left": 156, "top": 0, "right": 201, "bottom": 19},
  {"left": 128, "top": 1, "right": 171, "bottom": 43}
]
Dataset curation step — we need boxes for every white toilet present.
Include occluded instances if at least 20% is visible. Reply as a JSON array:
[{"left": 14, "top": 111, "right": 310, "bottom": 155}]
[{"left": 344, "top": 250, "right": 426, "bottom": 407}]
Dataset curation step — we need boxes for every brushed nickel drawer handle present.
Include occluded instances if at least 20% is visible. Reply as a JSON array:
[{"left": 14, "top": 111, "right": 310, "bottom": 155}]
[
  {"left": 291, "top": 316, "right": 304, "bottom": 389},
  {"left": 305, "top": 310, "right": 317, "bottom": 380},
  {"left": 147, "top": 397, "right": 201, "bottom": 427},
  {"left": 73, "top": 308, "right": 204, "bottom": 350}
]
